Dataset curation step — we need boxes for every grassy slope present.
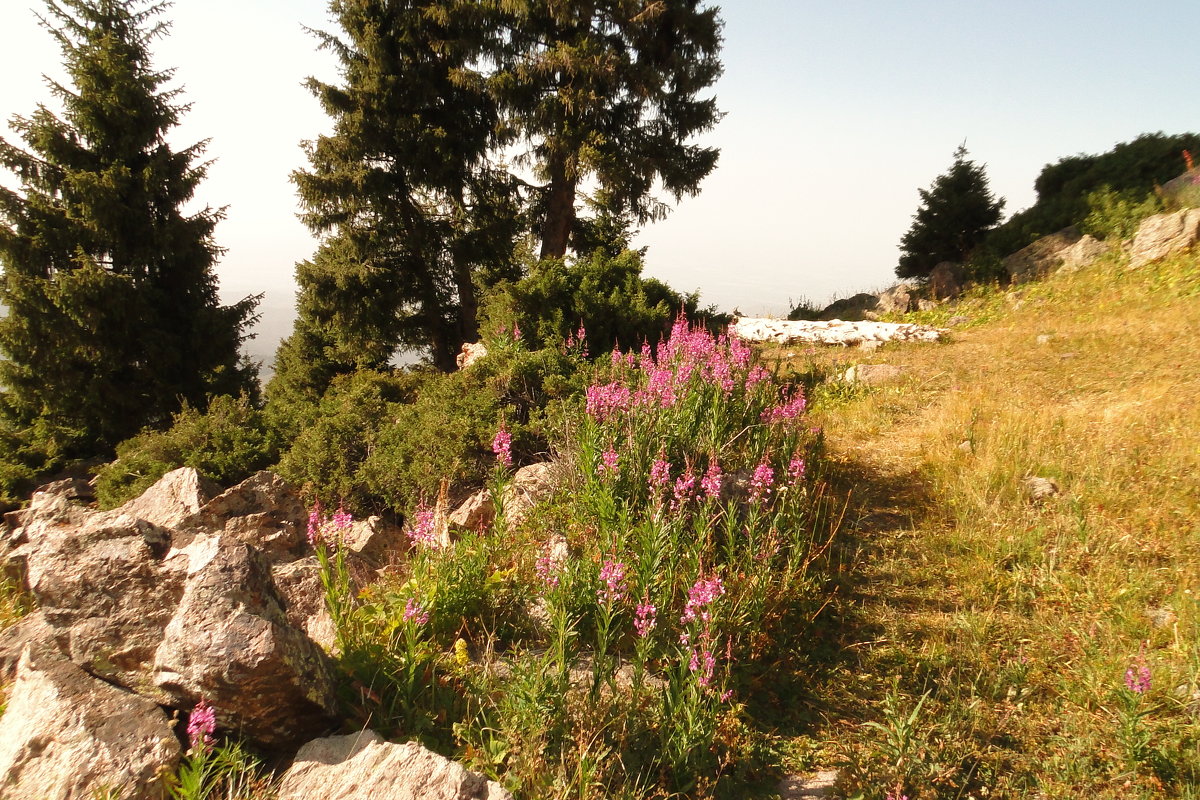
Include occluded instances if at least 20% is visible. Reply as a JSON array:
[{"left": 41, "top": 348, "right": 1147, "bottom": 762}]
[{"left": 766, "top": 250, "right": 1200, "bottom": 798}]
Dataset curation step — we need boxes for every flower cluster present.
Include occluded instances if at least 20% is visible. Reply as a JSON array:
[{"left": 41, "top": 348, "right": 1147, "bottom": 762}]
[
  {"left": 649, "top": 456, "right": 671, "bottom": 493},
  {"left": 307, "top": 503, "right": 354, "bottom": 547},
  {"left": 586, "top": 382, "right": 632, "bottom": 422},
  {"left": 787, "top": 455, "right": 806, "bottom": 485},
  {"left": 634, "top": 601, "right": 657, "bottom": 637},
  {"left": 187, "top": 698, "right": 216, "bottom": 751},
  {"left": 749, "top": 460, "right": 775, "bottom": 502},
  {"left": 403, "top": 597, "right": 430, "bottom": 626},
  {"left": 405, "top": 505, "right": 441, "bottom": 549},
  {"left": 535, "top": 541, "right": 566, "bottom": 589},
  {"left": 1124, "top": 656, "right": 1151, "bottom": 694},
  {"left": 701, "top": 461, "right": 723, "bottom": 499},
  {"left": 597, "top": 558, "right": 629, "bottom": 604},
  {"left": 492, "top": 425, "right": 513, "bottom": 469},
  {"left": 763, "top": 388, "right": 807, "bottom": 423},
  {"left": 681, "top": 575, "right": 725, "bottom": 626},
  {"left": 599, "top": 447, "right": 620, "bottom": 477}
]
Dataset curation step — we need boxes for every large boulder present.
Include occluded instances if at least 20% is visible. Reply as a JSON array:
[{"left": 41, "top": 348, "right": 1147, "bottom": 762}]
[
  {"left": 927, "top": 261, "right": 964, "bottom": 300},
  {"left": 456, "top": 341, "right": 489, "bottom": 370},
  {"left": 874, "top": 283, "right": 916, "bottom": 314},
  {"left": 448, "top": 489, "right": 496, "bottom": 533},
  {"left": 152, "top": 535, "right": 339, "bottom": 748},
  {"left": 1003, "top": 227, "right": 1083, "bottom": 283},
  {"left": 1058, "top": 234, "right": 1110, "bottom": 272},
  {"left": 178, "top": 471, "right": 309, "bottom": 561},
  {"left": 1129, "top": 208, "right": 1200, "bottom": 268},
  {"left": 115, "top": 467, "right": 218, "bottom": 530},
  {"left": 502, "top": 462, "right": 561, "bottom": 526},
  {"left": 0, "top": 644, "right": 181, "bottom": 800},
  {"left": 818, "top": 293, "right": 879, "bottom": 321},
  {"left": 271, "top": 558, "right": 338, "bottom": 653},
  {"left": 277, "top": 730, "right": 512, "bottom": 800}
]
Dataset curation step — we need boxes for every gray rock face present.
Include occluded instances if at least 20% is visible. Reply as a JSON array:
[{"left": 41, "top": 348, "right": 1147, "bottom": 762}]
[
  {"left": 928, "top": 261, "right": 963, "bottom": 300},
  {"left": 818, "top": 292, "right": 879, "bottom": 321},
  {"left": 277, "top": 730, "right": 512, "bottom": 800},
  {"left": 456, "top": 341, "right": 489, "bottom": 370},
  {"left": 179, "top": 471, "right": 309, "bottom": 560},
  {"left": 874, "top": 283, "right": 916, "bottom": 314},
  {"left": 152, "top": 535, "right": 339, "bottom": 748},
  {"left": 502, "top": 462, "right": 560, "bottom": 526},
  {"left": 342, "top": 515, "right": 406, "bottom": 568},
  {"left": 1129, "top": 208, "right": 1200, "bottom": 267},
  {"left": 115, "top": 467, "right": 218, "bottom": 530},
  {"left": 1058, "top": 234, "right": 1110, "bottom": 272},
  {"left": 0, "top": 644, "right": 181, "bottom": 800},
  {"left": 271, "top": 558, "right": 338, "bottom": 653},
  {"left": 1003, "top": 227, "right": 1082, "bottom": 283},
  {"left": 448, "top": 489, "right": 495, "bottom": 533}
]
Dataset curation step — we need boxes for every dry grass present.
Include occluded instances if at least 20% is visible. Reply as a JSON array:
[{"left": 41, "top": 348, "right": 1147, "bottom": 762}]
[{"left": 765, "top": 251, "right": 1200, "bottom": 799}]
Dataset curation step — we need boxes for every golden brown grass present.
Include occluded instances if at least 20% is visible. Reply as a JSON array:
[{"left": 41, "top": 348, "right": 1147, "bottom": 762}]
[{"left": 766, "top": 251, "right": 1200, "bottom": 799}]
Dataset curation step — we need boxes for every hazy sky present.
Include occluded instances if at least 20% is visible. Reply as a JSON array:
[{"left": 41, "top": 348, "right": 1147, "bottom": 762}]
[{"left": 1, "top": 0, "right": 1197, "bottom": 353}]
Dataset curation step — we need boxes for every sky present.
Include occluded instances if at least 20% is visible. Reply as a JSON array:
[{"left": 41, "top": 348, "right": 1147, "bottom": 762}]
[{"left": 1, "top": 0, "right": 1197, "bottom": 364}]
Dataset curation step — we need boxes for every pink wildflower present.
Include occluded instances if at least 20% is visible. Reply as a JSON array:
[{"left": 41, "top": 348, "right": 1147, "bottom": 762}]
[
  {"left": 585, "top": 382, "right": 632, "bottom": 422},
  {"left": 688, "top": 646, "right": 717, "bottom": 687},
  {"left": 634, "top": 601, "right": 657, "bottom": 637},
  {"left": 701, "top": 461, "right": 723, "bottom": 499},
  {"left": 597, "top": 559, "right": 629, "bottom": 605},
  {"left": 403, "top": 598, "right": 430, "bottom": 626},
  {"left": 306, "top": 502, "right": 323, "bottom": 547},
  {"left": 599, "top": 447, "right": 620, "bottom": 477},
  {"left": 787, "top": 455, "right": 806, "bottom": 485},
  {"left": 405, "top": 505, "right": 441, "bottom": 549},
  {"left": 649, "top": 456, "right": 671, "bottom": 493},
  {"left": 492, "top": 425, "right": 513, "bottom": 469},
  {"left": 1125, "top": 659, "right": 1151, "bottom": 694},
  {"left": 187, "top": 698, "right": 216, "bottom": 751},
  {"left": 512, "top": 322, "right": 522, "bottom": 341},
  {"left": 535, "top": 542, "right": 566, "bottom": 589},
  {"left": 749, "top": 460, "right": 775, "bottom": 502},
  {"left": 331, "top": 505, "right": 353, "bottom": 531},
  {"left": 764, "top": 388, "right": 807, "bottom": 423},
  {"left": 672, "top": 468, "right": 696, "bottom": 508},
  {"left": 681, "top": 575, "right": 725, "bottom": 625},
  {"left": 745, "top": 365, "right": 771, "bottom": 388}
]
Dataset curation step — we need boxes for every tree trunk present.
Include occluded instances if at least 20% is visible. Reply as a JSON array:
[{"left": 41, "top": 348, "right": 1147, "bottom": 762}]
[{"left": 539, "top": 156, "right": 577, "bottom": 260}]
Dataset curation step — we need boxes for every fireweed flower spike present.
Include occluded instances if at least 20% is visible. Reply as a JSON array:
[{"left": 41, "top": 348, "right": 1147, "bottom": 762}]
[
  {"left": 492, "top": 425, "right": 513, "bottom": 469},
  {"left": 600, "top": 447, "right": 620, "bottom": 477},
  {"left": 749, "top": 460, "right": 775, "bottom": 502},
  {"left": 597, "top": 559, "right": 629, "bottom": 604},
  {"left": 1124, "top": 657, "right": 1151, "bottom": 694},
  {"left": 187, "top": 698, "right": 216, "bottom": 751},
  {"left": 403, "top": 598, "right": 430, "bottom": 626},
  {"left": 634, "top": 601, "right": 657, "bottom": 637},
  {"left": 405, "top": 504, "right": 440, "bottom": 549},
  {"left": 701, "top": 460, "right": 723, "bottom": 499}
]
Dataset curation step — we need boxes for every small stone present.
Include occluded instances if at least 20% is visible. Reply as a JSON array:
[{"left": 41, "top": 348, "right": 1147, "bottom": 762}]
[
  {"left": 456, "top": 342, "right": 489, "bottom": 370},
  {"left": 842, "top": 364, "right": 904, "bottom": 386},
  {"left": 917, "top": 298, "right": 938, "bottom": 311},
  {"left": 947, "top": 315, "right": 970, "bottom": 326},
  {"left": 1146, "top": 607, "right": 1177, "bottom": 629},
  {"left": 1024, "top": 476, "right": 1061, "bottom": 503},
  {"left": 957, "top": 439, "right": 974, "bottom": 454},
  {"left": 1036, "top": 334, "right": 1052, "bottom": 346},
  {"left": 858, "top": 340, "right": 882, "bottom": 352}
]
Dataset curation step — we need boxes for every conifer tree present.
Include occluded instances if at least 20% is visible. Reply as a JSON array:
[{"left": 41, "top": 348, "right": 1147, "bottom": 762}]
[
  {"left": 0, "top": 0, "right": 258, "bottom": 459},
  {"left": 274, "top": 0, "right": 521, "bottom": 401},
  {"left": 489, "top": 0, "right": 724, "bottom": 259},
  {"left": 896, "top": 145, "right": 1005, "bottom": 280}
]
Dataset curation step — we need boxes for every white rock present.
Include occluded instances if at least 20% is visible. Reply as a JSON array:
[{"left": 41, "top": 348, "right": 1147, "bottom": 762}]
[{"left": 733, "top": 318, "right": 944, "bottom": 347}]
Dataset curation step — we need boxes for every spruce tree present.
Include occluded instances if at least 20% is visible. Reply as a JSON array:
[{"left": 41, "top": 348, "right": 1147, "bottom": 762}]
[
  {"left": 489, "top": 0, "right": 724, "bottom": 259},
  {"left": 896, "top": 145, "right": 1005, "bottom": 280},
  {"left": 274, "top": 0, "right": 521, "bottom": 403},
  {"left": 0, "top": 0, "right": 258, "bottom": 459}
]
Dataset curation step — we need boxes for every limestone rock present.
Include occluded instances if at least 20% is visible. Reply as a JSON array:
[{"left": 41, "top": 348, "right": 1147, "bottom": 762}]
[
  {"left": 152, "top": 535, "right": 339, "bottom": 749},
  {"left": 928, "top": 261, "right": 963, "bottom": 300},
  {"left": 917, "top": 298, "right": 938, "bottom": 311},
  {"left": 1129, "top": 208, "right": 1200, "bottom": 268},
  {"left": 115, "top": 467, "right": 219, "bottom": 530},
  {"left": 733, "top": 318, "right": 944, "bottom": 347},
  {"left": 1059, "top": 234, "right": 1110, "bottom": 272},
  {"left": 502, "top": 462, "right": 560, "bottom": 526},
  {"left": 874, "top": 283, "right": 916, "bottom": 314},
  {"left": 0, "top": 611, "right": 55, "bottom": 684},
  {"left": 180, "top": 471, "right": 308, "bottom": 561},
  {"left": 818, "top": 293, "right": 879, "bottom": 321},
  {"left": 0, "top": 644, "right": 180, "bottom": 800},
  {"left": 456, "top": 342, "right": 489, "bottom": 370},
  {"left": 1003, "top": 227, "right": 1082, "bottom": 283},
  {"left": 277, "top": 730, "right": 512, "bottom": 800},
  {"left": 448, "top": 489, "right": 495, "bottom": 532},
  {"left": 271, "top": 558, "right": 338, "bottom": 653},
  {"left": 342, "top": 515, "right": 406, "bottom": 568},
  {"left": 1024, "top": 476, "right": 1061, "bottom": 503},
  {"left": 842, "top": 364, "right": 904, "bottom": 386}
]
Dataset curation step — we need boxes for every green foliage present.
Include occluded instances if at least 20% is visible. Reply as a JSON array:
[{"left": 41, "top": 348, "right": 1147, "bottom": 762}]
[
  {"left": 166, "top": 738, "right": 272, "bottom": 800},
  {"left": 1080, "top": 187, "right": 1164, "bottom": 242},
  {"left": 0, "top": 0, "right": 258, "bottom": 460},
  {"left": 787, "top": 297, "right": 822, "bottom": 321},
  {"left": 93, "top": 394, "right": 280, "bottom": 508},
  {"left": 276, "top": 344, "right": 587, "bottom": 515},
  {"left": 990, "top": 132, "right": 1200, "bottom": 253},
  {"left": 479, "top": 249, "right": 720, "bottom": 356},
  {"left": 896, "top": 145, "right": 1005, "bottom": 280}
]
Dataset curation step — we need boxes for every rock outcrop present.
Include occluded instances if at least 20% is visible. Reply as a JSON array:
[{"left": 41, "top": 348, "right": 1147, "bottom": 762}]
[
  {"left": 277, "top": 730, "right": 512, "bottom": 800},
  {"left": 733, "top": 318, "right": 944, "bottom": 347},
  {"left": 1003, "top": 227, "right": 1083, "bottom": 283},
  {"left": 1129, "top": 208, "right": 1200, "bottom": 268},
  {"left": 817, "top": 292, "right": 879, "bottom": 321},
  {"left": 0, "top": 644, "right": 181, "bottom": 800},
  {"left": 115, "top": 467, "right": 218, "bottom": 529}
]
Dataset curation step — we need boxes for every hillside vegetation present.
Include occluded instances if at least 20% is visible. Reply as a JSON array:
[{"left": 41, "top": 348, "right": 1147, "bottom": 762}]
[{"left": 765, "top": 248, "right": 1200, "bottom": 798}]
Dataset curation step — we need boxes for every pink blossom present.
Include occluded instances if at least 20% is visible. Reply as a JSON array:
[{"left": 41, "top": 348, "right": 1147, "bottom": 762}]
[
  {"left": 511, "top": 322, "right": 522, "bottom": 341},
  {"left": 672, "top": 468, "right": 696, "bottom": 508},
  {"left": 1125, "top": 660, "right": 1151, "bottom": 694},
  {"left": 535, "top": 542, "right": 566, "bottom": 589},
  {"left": 585, "top": 382, "right": 632, "bottom": 422},
  {"left": 597, "top": 559, "right": 629, "bottom": 604},
  {"left": 764, "top": 388, "right": 807, "bottom": 423},
  {"left": 681, "top": 575, "right": 725, "bottom": 625},
  {"left": 634, "top": 601, "right": 657, "bottom": 637},
  {"left": 749, "top": 460, "right": 775, "bottom": 502},
  {"left": 688, "top": 646, "right": 717, "bottom": 687},
  {"left": 745, "top": 365, "right": 771, "bottom": 388},
  {"left": 187, "top": 698, "right": 216, "bottom": 751},
  {"left": 306, "top": 502, "right": 323, "bottom": 547},
  {"left": 599, "top": 447, "right": 620, "bottom": 477},
  {"left": 649, "top": 456, "right": 672, "bottom": 493},
  {"left": 701, "top": 461, "right": 723, "bottom": 499},
  {"left": 403, "top": 598, "right": 430, "bottom": 626},
  {"left": 492, "top": 426, "right": 513, "bottom": 468},
  {"left": 405, "top": 505, "right": 441, "bottom": 549},
  {"left": 787, "top": 455, "right": 806, "bottom": 485}
]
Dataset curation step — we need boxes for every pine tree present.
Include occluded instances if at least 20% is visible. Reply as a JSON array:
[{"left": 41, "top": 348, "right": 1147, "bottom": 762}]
[
  {"left": 0, "top": 0, "right": 258, "bottom": 459},
  {"left": 276, "top": 0, "right": 521, "bottom": 397},
  {"left": 490, "top": 0, "right": 724, "bottom": 259},
  {"left": 896, "top": 145, "right": 1005, "bottom": 280}
]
